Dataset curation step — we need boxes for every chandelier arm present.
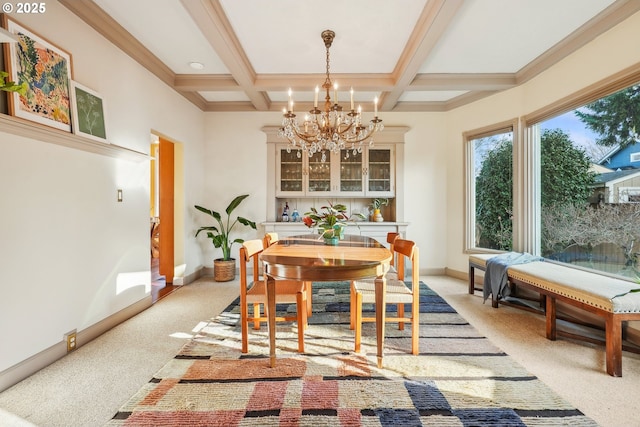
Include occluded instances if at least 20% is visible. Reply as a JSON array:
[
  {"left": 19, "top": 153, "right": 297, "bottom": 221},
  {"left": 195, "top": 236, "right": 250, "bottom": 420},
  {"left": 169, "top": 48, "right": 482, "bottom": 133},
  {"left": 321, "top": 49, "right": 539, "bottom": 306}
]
[{"left": 291, "top": 127, "right": 319, "bottom": 144}]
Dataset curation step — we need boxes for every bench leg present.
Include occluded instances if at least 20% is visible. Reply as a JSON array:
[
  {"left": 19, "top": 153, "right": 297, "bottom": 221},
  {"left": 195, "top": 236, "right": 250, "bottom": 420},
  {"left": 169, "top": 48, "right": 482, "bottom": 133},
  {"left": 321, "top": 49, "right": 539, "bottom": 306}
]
[
  {"left": 468, "top": 265, "right": 475, "bottom": 294},
  {"left": 605, "top": 314, "right": 622, "bottom": 377},
  {"left": 546, "top": 296, "right": 557, "bottom": 341}
]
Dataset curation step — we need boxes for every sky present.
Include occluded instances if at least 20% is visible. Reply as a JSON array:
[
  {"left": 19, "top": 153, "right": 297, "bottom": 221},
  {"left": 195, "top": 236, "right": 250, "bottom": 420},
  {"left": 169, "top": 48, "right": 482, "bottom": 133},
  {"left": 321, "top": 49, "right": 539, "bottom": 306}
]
[{"left": 540, "top": 110, "right": 608, "bottom": 161}]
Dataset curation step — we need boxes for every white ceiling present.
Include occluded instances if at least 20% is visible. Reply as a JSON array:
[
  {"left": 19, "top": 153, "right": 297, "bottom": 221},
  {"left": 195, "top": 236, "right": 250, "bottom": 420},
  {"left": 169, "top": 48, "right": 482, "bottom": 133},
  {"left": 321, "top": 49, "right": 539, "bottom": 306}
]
[{"left": 60, "top": 0, "right": 638, "bottom": 112}]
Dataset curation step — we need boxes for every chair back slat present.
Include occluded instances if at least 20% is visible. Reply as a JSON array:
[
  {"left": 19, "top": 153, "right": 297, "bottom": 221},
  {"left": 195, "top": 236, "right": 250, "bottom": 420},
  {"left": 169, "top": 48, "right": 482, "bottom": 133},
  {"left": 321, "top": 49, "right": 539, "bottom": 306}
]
[
  {"left": 241, "top": 239, "right": 264, "bottom": 284},
  {"left": 264, "top": 232, "right": 279, "bottom": 248},
  {"left": 387, "top": 232, "right": 400, "bottom": 268},
  {"left": 394, "top": 238, "right": 414, "bottom": 281}
]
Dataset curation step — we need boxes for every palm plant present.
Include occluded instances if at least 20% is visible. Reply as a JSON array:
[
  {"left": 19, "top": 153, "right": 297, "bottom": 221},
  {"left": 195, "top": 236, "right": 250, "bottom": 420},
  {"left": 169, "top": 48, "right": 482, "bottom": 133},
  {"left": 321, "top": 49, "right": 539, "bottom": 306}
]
[{"left": 194, "top": 194, "right": 257, "bottom": 261}]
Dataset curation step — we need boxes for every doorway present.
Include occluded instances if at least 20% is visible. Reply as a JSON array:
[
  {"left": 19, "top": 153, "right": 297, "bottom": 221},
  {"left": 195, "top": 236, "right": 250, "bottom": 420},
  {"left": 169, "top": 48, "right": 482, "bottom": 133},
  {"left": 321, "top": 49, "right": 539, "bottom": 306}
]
[{"left": 150, "top": 134, "right": 176, "bottom": 302}]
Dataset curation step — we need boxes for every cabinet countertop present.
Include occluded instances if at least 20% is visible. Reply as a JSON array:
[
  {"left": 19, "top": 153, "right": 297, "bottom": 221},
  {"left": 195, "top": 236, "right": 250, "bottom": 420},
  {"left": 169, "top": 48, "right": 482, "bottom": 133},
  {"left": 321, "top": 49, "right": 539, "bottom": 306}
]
[{"left": 262, "top": 221, "right": 409, "bottom": 226}]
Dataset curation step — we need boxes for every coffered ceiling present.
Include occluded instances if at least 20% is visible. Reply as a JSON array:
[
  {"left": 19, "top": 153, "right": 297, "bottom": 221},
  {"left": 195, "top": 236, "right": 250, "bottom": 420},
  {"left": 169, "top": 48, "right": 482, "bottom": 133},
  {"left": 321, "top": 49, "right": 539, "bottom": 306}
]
[{"left": 60, "top": 0, "right": 639, "bottom": 113}]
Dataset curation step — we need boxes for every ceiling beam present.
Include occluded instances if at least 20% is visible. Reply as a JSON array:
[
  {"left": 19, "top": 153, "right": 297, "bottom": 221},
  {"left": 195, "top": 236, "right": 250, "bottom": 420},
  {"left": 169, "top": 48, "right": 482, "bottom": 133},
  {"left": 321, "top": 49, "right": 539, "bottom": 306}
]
[
  {"left": 410, "top": 73, "right": 517, "bottom": 91},
  {"left": 174, "top": 75, "right": 239, "bottom": 91},
  {"left": 381, "top": 0, "right": 465, "bottom": 111},
  {"left": 254, "top": 74, "right": 396, "bottom": 92},
  {"left": 59, "top": 0, "right": 175, "bottom": 87},
  {"left": 180, "top": 0, "right": 269, "bottom": 111}
]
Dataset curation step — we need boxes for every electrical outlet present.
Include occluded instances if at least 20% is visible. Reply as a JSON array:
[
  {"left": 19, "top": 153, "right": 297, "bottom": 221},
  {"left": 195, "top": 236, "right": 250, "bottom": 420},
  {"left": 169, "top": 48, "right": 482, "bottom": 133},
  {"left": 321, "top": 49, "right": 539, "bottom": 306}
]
[{"left": 64, "top": 330, "right": 77, "bottom": 353}]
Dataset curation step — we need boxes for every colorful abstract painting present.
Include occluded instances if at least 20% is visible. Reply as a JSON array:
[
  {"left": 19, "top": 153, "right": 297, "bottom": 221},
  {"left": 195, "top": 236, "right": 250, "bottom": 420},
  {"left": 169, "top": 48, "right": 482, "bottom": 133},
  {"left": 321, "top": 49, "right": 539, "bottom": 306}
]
[{"left": 3, "top": 16, "right": 72, "bottom": 132}]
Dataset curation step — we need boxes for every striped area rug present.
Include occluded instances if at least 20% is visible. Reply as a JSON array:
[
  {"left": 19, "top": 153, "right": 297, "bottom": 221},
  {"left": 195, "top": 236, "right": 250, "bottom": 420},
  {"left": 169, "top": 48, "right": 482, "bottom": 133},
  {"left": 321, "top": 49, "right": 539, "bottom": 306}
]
[{"left": 106, "top": 281, "right": 597, "bottom": 426}]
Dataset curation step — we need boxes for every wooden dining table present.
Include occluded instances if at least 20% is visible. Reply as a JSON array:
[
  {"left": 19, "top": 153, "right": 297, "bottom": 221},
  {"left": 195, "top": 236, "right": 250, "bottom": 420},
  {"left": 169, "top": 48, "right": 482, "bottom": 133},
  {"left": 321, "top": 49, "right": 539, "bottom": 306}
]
[{"left": 261, "top": 234, "right": 392, "bottom": 368}]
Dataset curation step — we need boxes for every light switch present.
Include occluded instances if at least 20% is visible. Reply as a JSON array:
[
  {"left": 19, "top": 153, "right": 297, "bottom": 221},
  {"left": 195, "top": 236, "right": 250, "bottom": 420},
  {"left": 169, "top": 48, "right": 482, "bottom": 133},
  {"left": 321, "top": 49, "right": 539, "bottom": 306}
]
[{"left": 117, "top": 189, "right": 123, "bottom": 202}]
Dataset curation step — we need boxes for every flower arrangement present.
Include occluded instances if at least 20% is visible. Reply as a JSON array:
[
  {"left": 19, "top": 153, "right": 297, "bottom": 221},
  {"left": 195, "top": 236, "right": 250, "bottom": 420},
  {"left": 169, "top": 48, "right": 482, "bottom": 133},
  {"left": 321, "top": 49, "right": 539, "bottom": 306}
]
[
  {"left": 369, "top": 198, "right": 389, "bottom": 211},
  {"left": 369, "top": 198, "right": 389, "bottom": 222},
  {"left": 303, "top": 201, "right": 365, "bottom": 239}
]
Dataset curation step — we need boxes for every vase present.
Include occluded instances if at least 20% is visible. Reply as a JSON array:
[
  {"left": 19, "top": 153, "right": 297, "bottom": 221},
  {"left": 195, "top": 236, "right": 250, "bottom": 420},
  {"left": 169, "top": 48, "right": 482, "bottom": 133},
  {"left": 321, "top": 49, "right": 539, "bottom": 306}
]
[
  {"left": 324, "top": 236, "right": 340, "bottom": 245},
  {"left": 373, "top": 209, "right": 384, "bottom": 222}
]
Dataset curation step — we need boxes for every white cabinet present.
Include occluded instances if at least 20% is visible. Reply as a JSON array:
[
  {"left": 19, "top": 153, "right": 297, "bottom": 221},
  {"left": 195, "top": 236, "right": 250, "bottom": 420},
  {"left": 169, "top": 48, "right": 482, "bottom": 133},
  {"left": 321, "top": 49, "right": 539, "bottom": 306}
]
[
  {"left": 276, "top": 145, "right": 333, "bottom": 197},
  {"left": 276, "top": 144, "right": 395, "bottom": 197},
  {"left": 336, "top": 145, "right": 395, "bottom": 196}
]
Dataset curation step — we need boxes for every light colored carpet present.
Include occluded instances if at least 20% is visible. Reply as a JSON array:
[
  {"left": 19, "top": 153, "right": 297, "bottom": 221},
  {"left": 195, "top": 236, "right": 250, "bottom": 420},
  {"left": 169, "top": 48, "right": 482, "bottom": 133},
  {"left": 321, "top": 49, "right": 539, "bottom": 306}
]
[{"left": 0, "top": 276, "right": 638, "bottom": 426}]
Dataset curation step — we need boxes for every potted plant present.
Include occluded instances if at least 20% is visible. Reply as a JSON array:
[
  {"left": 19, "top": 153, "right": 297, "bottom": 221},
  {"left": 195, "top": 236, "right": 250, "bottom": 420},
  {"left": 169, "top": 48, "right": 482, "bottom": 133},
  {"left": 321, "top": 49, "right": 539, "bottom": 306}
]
[
  {"left": 194, "top": 194, "right": 257, "bottom": 281},
  {"left": 302, "top": 201, "right": 365, "bottom": 245},
  {"left": 0, "top": 71, "right": 27, "bottom": 94},
  {"left": 369, "top": 198, "right": 389, "bottom": 222}
]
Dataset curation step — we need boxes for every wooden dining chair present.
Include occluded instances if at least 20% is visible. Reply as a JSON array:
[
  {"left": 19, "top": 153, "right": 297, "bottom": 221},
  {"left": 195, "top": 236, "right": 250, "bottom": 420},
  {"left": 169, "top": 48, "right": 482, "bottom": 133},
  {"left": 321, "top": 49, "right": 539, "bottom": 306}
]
[
  {"left": 240, "top": 239, "right": 308, "bottom": 353},
  {"left": 351, "top": 238, "right": 420, "bottom": 354},
  {"left": 263, "top": 232, "right": 313, "bottom": 318},
  {"left": 350, "top": 232, "right": 399, "bottom": 330}
]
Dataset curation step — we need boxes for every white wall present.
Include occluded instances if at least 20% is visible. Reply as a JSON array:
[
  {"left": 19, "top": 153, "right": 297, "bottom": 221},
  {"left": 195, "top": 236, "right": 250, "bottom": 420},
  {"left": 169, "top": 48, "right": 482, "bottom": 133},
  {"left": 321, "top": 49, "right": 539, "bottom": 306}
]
[{"left": 0, "top": 3, "right": 205, "bottom": 375}]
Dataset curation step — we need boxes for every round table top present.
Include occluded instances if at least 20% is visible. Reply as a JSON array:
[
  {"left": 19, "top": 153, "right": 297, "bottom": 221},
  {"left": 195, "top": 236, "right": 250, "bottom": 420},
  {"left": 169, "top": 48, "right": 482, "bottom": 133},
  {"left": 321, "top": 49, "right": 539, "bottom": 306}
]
[{"left": 261, "top": 234, "right": 392, "bottom": 281}]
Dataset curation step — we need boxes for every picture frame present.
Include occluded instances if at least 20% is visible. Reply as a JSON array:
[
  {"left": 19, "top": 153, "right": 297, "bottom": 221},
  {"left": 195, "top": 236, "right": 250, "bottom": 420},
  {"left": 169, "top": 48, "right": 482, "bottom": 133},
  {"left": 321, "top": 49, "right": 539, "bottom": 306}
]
[
  {"left": 1, "top": 14, "right": 73, "bottom": 132},
  {"left": 70, "top": 81, "right": 108, "bottom": 143}
]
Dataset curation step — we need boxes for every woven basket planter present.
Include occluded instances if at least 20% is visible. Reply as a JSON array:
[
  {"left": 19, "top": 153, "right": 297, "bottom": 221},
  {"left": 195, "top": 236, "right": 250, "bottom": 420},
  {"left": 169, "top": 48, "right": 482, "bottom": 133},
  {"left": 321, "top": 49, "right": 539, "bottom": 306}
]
[{"left": 214, "top": 258, "right": 236, "bottom": 282}]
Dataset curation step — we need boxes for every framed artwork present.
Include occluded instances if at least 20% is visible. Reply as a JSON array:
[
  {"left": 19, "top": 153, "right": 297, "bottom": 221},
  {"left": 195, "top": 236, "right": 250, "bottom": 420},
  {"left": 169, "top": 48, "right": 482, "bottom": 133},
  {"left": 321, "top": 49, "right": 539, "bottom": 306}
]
[
  {"left": 70, "top": 81, "right": 108, "bottom": 143},
  {"left": 2, "top": 15, "right": 73, "bottom": 132}
]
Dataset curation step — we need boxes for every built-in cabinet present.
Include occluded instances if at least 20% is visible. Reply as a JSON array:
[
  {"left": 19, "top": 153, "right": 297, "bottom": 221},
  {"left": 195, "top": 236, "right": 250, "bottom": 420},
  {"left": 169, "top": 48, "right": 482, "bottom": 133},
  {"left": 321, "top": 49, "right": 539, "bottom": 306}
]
[
  {"left": 264, "top": 125, "right": 409, "bottom": 233},
  {"left": 275, "top": 144, "right": 395, "bottom": 197}
]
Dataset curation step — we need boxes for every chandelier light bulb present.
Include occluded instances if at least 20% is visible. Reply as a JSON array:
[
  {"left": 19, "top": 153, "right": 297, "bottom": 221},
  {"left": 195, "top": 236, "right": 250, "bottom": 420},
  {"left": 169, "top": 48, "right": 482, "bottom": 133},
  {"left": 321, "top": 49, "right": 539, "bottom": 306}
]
[{"left": 350, "top": 87, "right": 354, "bottom": 111}]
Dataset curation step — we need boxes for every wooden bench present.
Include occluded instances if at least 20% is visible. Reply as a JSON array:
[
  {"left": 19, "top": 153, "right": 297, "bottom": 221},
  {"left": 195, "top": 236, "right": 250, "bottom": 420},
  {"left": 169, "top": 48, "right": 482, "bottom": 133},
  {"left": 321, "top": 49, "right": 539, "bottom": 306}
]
[{"left": 469, "top": 253, "right": 640, "bottom": 376}]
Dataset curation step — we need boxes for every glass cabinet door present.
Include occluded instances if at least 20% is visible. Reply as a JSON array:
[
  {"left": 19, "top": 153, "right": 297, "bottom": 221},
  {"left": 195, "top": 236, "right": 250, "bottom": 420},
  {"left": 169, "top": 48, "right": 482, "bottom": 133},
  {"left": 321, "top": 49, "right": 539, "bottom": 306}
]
[
  {"left": 278, "top": 148, "right": 303, "bottom": 194},
  {"left": 367, "top": 147, "right": 394, "bottom": 195},
  {"left": 307, "top": 151, "right": 332, "bottom": 193},
  {"left": 339, "top": 148, "right": 363, "bottom": 193}
]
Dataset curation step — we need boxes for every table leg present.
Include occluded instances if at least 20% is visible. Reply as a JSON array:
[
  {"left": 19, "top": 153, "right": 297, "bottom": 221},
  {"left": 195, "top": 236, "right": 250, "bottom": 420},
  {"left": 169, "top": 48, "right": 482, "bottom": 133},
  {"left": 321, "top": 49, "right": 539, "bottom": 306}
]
[
  {"left": 266, "top": 275, "right": 276, "bottom": 367},
  {"left": 375, "top": 275, "right": 386, "bottom": 368}
]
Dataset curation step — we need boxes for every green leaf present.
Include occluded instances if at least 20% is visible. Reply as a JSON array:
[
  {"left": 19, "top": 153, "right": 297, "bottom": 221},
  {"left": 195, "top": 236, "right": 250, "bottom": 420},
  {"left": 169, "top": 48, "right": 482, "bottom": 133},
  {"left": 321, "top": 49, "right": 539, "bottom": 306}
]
[{"left": 226, "top": 194, "right": 249, "bottom": 216}]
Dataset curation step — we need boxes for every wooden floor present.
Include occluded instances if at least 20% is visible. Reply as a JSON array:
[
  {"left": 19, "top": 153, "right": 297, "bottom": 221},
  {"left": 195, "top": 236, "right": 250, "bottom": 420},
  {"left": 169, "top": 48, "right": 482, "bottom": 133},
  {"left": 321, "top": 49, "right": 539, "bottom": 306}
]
[{"left": 151, "top": 257, "right": 177, "bottom": 303}]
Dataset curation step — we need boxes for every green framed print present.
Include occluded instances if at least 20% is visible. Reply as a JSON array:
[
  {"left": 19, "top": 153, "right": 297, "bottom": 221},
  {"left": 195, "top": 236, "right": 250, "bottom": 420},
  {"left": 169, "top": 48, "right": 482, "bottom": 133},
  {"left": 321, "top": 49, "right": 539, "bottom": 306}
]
[
  {"left": 2, "top": 15, "right": 73, "bottom": 132},
  {"left": 70, "top": 81, "right": 108, "bottom": 143}
]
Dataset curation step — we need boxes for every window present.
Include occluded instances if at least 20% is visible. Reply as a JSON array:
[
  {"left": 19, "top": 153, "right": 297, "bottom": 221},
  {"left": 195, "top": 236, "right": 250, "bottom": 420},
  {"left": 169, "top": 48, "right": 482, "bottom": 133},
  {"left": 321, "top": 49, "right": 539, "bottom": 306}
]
[
  {"left": 464, "top": 123, "right": 516, "bottom": 251},
  {"left": 531, "top": 83, "right": 640, "bottom": 279},
  {"left": 630, "top": 152, "right": 640, "bottom": 162},
  {"left": 618, "top": 187, "right": 640, "bottom": 203}
]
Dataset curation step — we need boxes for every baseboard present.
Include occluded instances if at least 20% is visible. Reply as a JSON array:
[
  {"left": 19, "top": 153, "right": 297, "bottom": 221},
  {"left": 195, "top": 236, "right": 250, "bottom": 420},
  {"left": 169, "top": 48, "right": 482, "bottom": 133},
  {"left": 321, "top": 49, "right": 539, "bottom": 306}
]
[
  {"left": 183, "top": 266, "right": 205, "bottom": 285},
  {"left": 444, "top": 267, "right": 467, "bottom": 281},
  {"left": 0, "top": 296, "right": 151, "bottom": 393}
]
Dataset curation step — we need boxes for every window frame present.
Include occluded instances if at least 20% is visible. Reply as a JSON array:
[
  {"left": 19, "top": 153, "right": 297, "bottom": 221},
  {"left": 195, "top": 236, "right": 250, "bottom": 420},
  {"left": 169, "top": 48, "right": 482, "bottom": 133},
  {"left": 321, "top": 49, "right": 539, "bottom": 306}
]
[{"left": 463, "top": 119, "right": 519, "bottom": 253}]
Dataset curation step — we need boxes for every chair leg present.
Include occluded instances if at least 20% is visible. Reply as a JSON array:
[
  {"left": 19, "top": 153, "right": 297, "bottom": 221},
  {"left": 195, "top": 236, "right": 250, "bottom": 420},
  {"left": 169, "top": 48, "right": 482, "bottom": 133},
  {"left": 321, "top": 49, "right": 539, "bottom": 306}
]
[
  {"left": 241, "top": 301, "right": 249, "bottom": 354},
  {"left": 411, "top": 302, "right": 420, "bottom": 355},
  {"left": 253, "top": 303, "right": 261, "bottom": 330},
  {"left": 296, "top": 291, "right": 306, "bottom": 353},
  {"left": 354, "top": 291, "right": 363, "bottom": 352},
  {"left": 398, "top": 303, "right": 405, "bottom": 331}
]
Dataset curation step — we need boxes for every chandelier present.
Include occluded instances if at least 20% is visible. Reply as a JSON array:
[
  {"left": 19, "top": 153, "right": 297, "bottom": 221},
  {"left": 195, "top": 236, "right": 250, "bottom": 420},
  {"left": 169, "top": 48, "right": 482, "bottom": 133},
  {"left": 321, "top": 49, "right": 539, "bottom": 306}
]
[{"left": 278, "top": 30, "right": 383, "bottom": 161}]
